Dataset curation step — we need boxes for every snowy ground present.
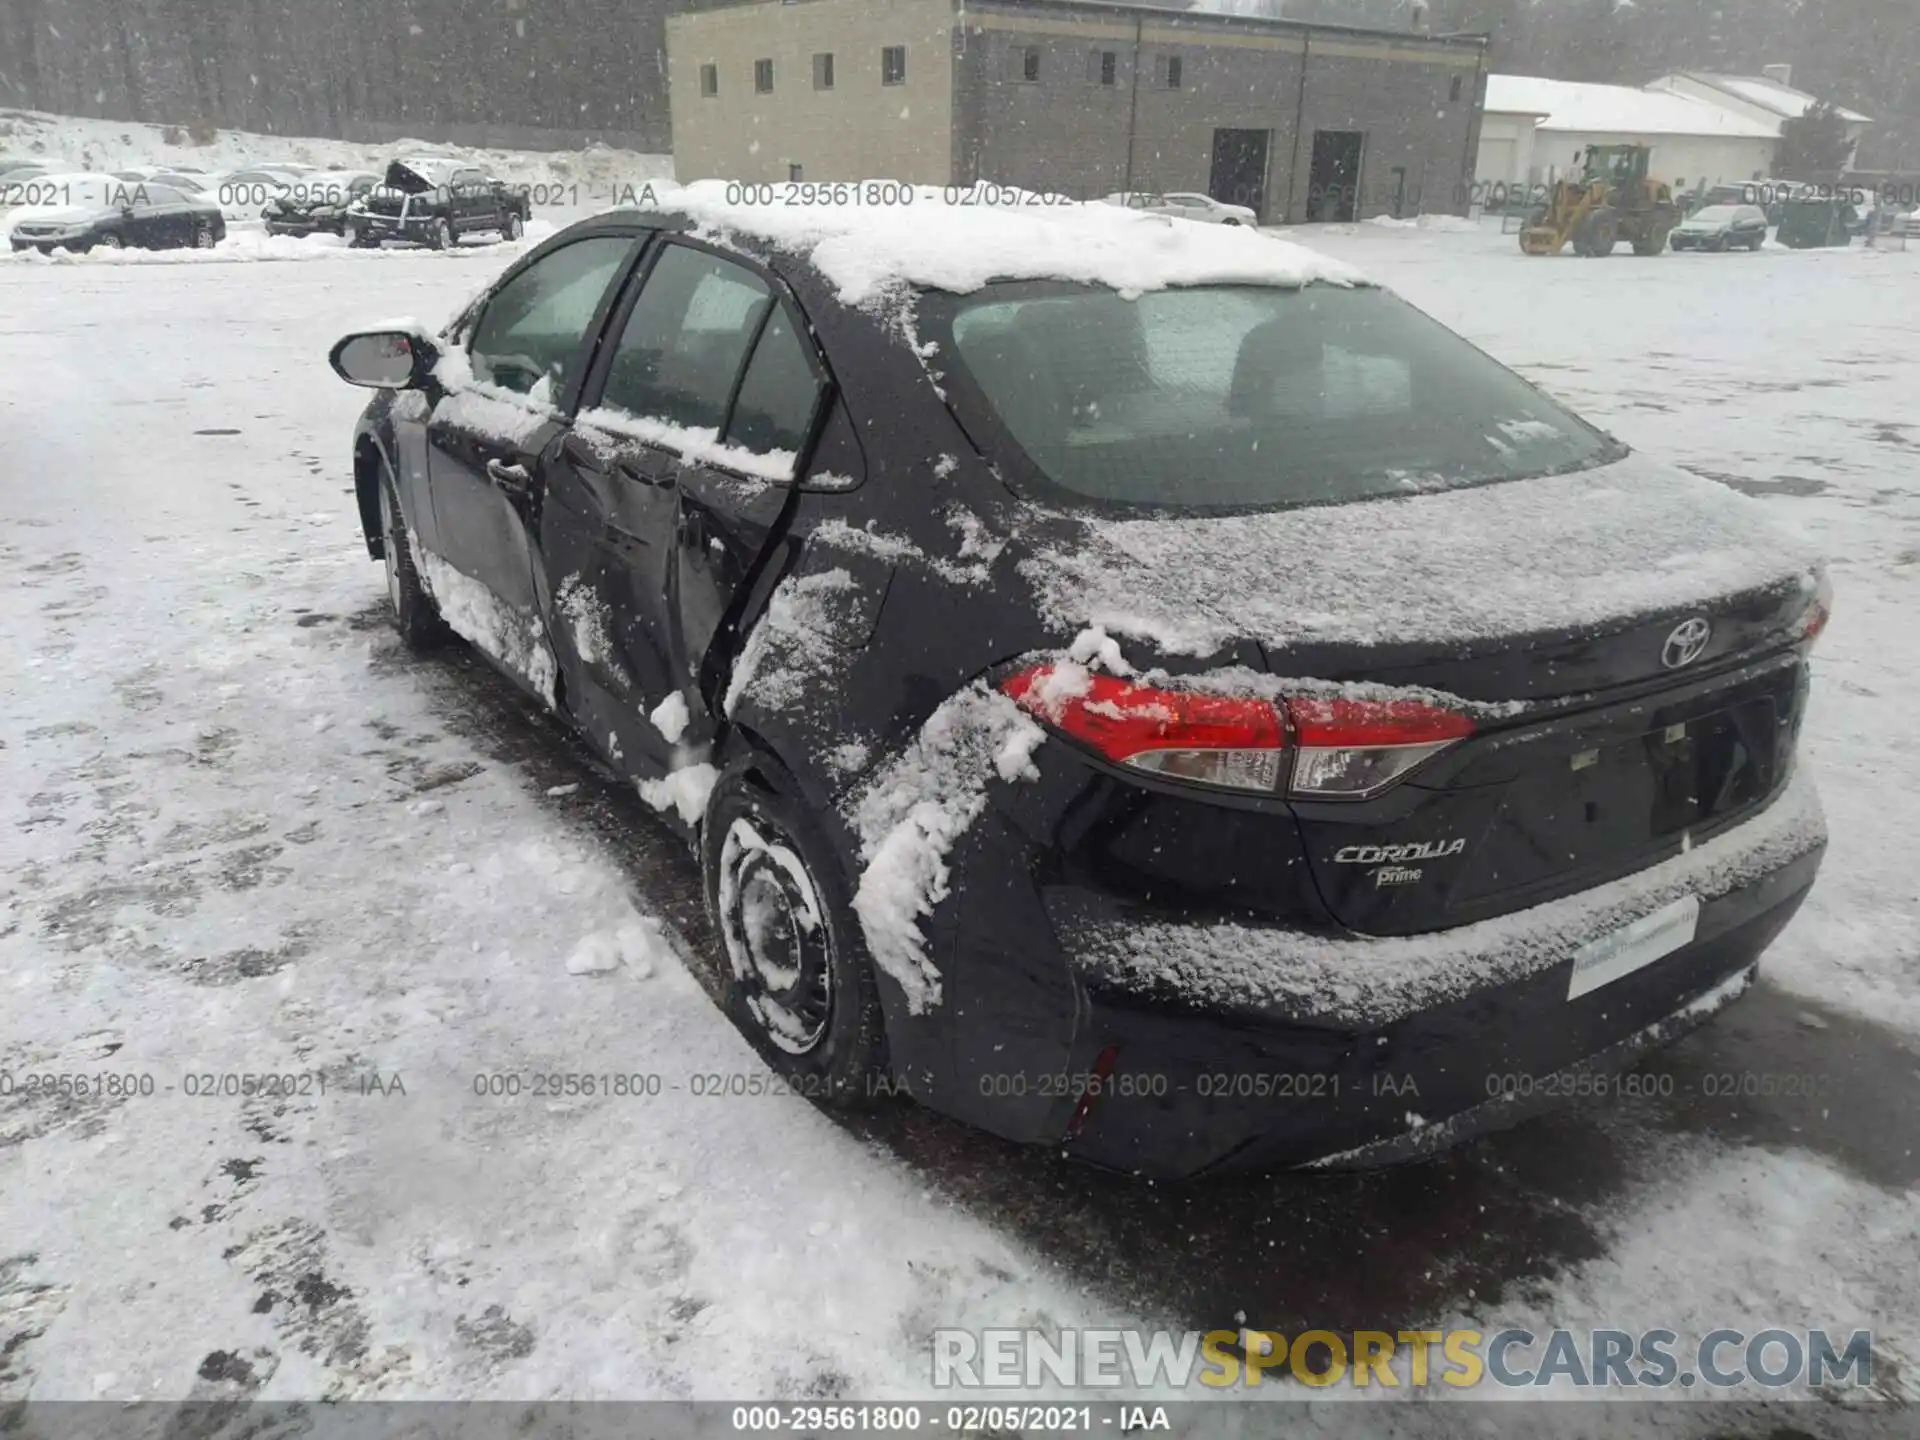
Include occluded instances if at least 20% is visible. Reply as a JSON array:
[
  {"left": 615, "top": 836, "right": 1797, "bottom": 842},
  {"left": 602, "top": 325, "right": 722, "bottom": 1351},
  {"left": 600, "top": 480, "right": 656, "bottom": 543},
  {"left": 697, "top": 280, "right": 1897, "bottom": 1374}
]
[{"left": 2, "top": 185, "right": 1918, "bottom": 1431}]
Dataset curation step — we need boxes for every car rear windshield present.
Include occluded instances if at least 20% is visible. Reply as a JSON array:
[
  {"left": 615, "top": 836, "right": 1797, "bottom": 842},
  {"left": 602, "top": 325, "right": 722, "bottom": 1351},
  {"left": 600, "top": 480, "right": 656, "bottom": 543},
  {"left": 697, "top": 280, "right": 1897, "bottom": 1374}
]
[{"left": 933, "top": 281, "right": 1620, "bottom": 512}]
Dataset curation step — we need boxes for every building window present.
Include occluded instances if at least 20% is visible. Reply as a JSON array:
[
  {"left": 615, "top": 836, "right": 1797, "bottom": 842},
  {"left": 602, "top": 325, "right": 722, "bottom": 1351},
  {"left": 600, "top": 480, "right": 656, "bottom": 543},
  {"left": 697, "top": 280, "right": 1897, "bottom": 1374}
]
[
  {"left": 699, "top": 63, "right": 718, "bottom": 97},
  {"left": 1087, "top": 49, "right": 1116, "bottom": 86},
  {"left": 1449, "top": 73, "right": 1463, "bottom": 102},
  {"left": 882, "top": 45, "right": 906, "bottom": 85},
  {"left": 1008, "top": 45, "right": 1038, "bottom": 82},
  {"left": 789, "top": 162, "right": 803, "bottom": 182},
  {"left": 1159, "top": 54, "right": 1183, "bottom": 89},
  {"left": 813, "top": 52, "right": 834, "bottom": 89},
  {"left": 754, "top": 58, "right": 774, "bottom": 93}
]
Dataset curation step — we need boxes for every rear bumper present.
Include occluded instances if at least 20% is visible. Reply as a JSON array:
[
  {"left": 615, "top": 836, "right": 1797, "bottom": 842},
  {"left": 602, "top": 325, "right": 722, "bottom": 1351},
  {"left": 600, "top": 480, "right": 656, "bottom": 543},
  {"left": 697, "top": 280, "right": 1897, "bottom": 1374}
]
[{"left": 927, "top": 771, "right": 1824, "bottom": 1180}]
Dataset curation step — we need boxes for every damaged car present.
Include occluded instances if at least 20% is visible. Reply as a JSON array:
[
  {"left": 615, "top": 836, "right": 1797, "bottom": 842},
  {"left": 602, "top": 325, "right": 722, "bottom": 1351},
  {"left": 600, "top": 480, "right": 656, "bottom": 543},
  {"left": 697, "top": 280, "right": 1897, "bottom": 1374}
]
[
  {"left": 262, "top": 169, "right": 379, "bottom": 237},
  {"left": 344, "top": 156, "right": 530, "bottom": 250},
  {"left": 328, "top": 186, "right": 1829, "bottom": 1179}
]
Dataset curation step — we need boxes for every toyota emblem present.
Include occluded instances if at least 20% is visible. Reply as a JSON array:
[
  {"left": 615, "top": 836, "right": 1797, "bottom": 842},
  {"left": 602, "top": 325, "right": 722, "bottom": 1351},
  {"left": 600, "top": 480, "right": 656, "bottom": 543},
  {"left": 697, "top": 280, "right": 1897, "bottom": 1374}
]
[{"left": 1661, "top": 617, "right": 1712, "bottom": 670}]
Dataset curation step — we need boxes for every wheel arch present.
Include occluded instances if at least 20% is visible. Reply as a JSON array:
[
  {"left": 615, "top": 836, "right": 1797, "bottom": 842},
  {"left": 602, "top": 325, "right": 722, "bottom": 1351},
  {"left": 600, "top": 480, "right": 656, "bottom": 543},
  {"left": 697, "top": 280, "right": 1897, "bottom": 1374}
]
[{"left": 353, "top": 429, "right": 394, "bottom": 559}]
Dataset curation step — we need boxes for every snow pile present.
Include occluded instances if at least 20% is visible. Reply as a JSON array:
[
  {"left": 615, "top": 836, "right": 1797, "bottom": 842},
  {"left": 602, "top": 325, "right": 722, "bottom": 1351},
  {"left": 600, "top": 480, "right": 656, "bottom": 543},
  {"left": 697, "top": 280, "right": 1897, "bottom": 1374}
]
[
  {"left": 637, "top": 761, "right": 719, "bottom": 828},
  {"left": 723, "top": 568, "right": 860, "bottom": 716},
  {"left": 849, "top": 685, "right": 1046, "bottom": 1013},
  {"left": 1024, "top": 449, "right": 1822, "bottom": 658},
  {"left": 575, "top": 406, "right": 797, "bottom": 482},
  {"left": 416, "top": 550, "right": 557, "bottom": 707},
  {"left": 565, "top": 914, "right": 672, "bottom": 978},
  {"left": 648, "top": 692, "right": 691, "bottom": 743},
  {"left": 656, "top": 178, "right": 1367, "bottom": 309},
  {"left": 1063, "top": 770, "right": 1826, "bottom": 1024}
]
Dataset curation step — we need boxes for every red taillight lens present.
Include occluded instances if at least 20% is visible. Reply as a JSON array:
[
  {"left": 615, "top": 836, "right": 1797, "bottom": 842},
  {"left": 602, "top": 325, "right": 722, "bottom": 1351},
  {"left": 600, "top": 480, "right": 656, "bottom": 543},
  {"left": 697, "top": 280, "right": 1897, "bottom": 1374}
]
[
  {"left": 1000, "top": 665, "right": 1284, "bottom": 792},
  {"left": 999, "top": 666, "right": 1472, "bottom": 799}
]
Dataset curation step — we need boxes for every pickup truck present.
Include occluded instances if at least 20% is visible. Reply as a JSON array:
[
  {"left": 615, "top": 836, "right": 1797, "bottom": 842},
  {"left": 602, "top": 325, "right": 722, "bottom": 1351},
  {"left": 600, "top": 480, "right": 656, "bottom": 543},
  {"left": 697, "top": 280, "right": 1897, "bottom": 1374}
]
[{"left": 345, "top": 157, "right": 530, "bottom": 250}]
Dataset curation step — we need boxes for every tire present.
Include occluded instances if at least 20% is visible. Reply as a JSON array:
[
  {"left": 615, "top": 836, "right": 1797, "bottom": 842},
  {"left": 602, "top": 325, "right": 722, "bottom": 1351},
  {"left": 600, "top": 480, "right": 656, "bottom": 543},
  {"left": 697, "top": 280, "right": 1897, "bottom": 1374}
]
[
  {"left": 1750, "top": 234, "right": 1765, "bottom": 251},
  {"left": 504, "top": 210, "right": 525, "bottom": 241},
  {"left": 702, "top": 764, "right": 889, "bottom": 1107},
  {"left": 343, "top": 222, "right": 363, "bottom": 249},
  {"left": 94, "top": 232, "right": 124, "bottom": 251},
  {"left": 1221, "top": 217, "right": 1241, "bottom": 227},
  {"left": 431, "top": 216, "right": 454, "bottom": 251},
  {"left": 193, "top": 218, "right": 215, "bottom": 249},
  {"left": 377, "top": 468, "right": 445, "bottom": 650}
]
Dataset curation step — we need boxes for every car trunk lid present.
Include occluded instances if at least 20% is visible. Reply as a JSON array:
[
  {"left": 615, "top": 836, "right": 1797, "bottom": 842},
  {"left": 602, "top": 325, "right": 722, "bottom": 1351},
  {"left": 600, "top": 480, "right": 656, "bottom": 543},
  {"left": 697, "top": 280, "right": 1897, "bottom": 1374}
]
[{"left": 1012, "top": 449, "right": 1823, "bottom": 932}]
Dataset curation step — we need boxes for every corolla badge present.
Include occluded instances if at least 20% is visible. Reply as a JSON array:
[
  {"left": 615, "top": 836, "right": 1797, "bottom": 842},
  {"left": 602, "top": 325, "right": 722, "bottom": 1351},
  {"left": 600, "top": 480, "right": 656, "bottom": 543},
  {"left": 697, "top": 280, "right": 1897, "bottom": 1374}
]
[{"left": 1661, "top": 616, "right": 1713, "bottom": 670}]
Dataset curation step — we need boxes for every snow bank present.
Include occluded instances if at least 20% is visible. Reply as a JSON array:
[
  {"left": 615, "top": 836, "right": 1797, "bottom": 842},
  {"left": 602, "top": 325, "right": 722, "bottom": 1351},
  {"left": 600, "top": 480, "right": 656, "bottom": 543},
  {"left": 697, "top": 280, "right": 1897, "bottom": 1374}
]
[
  {"left": 656, "top": 178, "right": 1366, "bottom": 309},
  {"left": 1063, "top": 770, "right": 1825, "bottom": 1025},
  {"left": 1024, "top": 449, "right": 1822, "bottom": 657},
  {"left": 849, "top": 685, "right": 1045, "bottom": 1013}
]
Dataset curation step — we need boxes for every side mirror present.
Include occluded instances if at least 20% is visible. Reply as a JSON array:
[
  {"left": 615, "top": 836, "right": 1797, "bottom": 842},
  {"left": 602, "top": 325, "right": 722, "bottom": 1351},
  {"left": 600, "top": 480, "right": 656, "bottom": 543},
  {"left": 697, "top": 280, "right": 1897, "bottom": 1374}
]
[
  {"left": 122, "top": 205, "right": 137, "bottom": 219},
  {"left": 330, "top": 329, "right": 438, "bottom": 389}
]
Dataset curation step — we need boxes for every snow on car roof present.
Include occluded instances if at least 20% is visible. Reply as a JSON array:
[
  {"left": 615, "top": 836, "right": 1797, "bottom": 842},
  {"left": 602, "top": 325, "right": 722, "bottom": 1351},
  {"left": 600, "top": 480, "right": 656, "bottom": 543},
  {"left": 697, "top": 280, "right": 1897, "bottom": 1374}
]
[
  {"left": 1485, "top": 75, "right": 1780, "bottom": 138},
  {"left": 660, "top": 179, "right": 1365, "bottom": 307}
]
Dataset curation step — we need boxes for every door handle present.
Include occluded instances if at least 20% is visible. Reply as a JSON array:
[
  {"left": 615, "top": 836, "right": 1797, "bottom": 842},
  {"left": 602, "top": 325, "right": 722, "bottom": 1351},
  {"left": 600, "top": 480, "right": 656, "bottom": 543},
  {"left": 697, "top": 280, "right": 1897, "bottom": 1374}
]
[{"left": 486, "top": 458, "right": 533, "bottom": 499}]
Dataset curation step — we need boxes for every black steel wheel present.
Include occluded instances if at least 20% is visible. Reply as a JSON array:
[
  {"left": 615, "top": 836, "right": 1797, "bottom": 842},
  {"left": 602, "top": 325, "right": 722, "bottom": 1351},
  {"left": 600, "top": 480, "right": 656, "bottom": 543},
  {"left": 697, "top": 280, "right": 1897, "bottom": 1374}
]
[
  {"left": 378, "top": 468, "right": 445, "bottom": 650},
  {"left": 703, "top": 764, "right": 888, "bottom": 1105}
]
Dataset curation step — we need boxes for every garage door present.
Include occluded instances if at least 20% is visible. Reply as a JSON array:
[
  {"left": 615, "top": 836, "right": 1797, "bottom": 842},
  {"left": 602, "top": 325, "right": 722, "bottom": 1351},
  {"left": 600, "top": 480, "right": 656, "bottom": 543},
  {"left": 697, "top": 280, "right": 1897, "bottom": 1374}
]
[{"left": 1476, "top": 136, "right": 1517, "bottom": 192}]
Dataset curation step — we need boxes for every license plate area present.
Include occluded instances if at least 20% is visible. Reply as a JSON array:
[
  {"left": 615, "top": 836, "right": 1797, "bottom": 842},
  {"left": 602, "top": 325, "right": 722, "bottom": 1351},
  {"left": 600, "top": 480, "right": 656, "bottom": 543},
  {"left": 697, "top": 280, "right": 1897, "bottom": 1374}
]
[{"left": 1567, "top": 894, "right": 1700, "bottom": 999}]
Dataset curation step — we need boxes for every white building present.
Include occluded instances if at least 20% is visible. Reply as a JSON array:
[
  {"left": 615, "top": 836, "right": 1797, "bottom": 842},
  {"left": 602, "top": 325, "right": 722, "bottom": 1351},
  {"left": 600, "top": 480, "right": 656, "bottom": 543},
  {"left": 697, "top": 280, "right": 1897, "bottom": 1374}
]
[
  {"left": 1480, "top": 75, "right": 1779, "bottom": 195},
  {"left": 1646, "top": 67, "right": 1872, "bottom": 171}
]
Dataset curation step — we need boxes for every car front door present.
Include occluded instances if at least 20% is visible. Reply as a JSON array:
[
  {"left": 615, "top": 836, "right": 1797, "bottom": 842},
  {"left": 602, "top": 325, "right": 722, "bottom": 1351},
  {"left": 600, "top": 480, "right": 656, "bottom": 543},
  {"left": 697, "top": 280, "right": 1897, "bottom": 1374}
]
[
  {"left": 537, "top": 238, "right": 819, "bottom": 776},
  {"left": 421, "top": 233, "right": 641, "bottom": 693},
  {"left": 451, "top": 169, "right": 489, "bottom": 234}
]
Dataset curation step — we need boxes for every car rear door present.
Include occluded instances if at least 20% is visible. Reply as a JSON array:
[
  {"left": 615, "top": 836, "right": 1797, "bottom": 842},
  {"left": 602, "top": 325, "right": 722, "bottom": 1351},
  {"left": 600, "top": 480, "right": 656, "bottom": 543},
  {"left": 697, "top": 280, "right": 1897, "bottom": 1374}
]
[
  {"left": 537, "top": 237, "right": 819, "bottom": 775},
  {"left": 421, "top": 232, "right": 642, "bottom": 690}
]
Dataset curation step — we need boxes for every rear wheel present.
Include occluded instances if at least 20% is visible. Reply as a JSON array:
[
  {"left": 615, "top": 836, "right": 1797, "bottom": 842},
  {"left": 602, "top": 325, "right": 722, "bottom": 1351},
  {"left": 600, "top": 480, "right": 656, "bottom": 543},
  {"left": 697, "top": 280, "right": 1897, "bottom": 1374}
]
[
  {"left": 378, "top": 469, "right": 445, "bottom": 650},
  {"left": 503, "top": 210, "right": 525, "bottom": 241},
  {"left": 193, "top": 217, "right": 216, "bottom": 249},
  {"left": 702, "top": 765, "right": 888, "bottom": 1106}
]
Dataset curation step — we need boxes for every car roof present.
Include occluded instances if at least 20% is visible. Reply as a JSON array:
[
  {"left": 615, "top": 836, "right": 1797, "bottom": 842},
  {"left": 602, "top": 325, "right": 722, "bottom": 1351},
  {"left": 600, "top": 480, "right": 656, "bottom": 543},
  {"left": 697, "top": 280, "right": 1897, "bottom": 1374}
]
[{"left": 573, "top": 182, "right": 1362, "bottom": 307}]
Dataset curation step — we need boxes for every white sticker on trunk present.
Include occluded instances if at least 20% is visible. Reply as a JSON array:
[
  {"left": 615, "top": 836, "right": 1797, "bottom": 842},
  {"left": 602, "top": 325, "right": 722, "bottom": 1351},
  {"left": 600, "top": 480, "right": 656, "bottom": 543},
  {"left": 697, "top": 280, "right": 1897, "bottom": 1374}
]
[{"left": 1567, "top": 895, "right": 1701, "bottom": 1000}]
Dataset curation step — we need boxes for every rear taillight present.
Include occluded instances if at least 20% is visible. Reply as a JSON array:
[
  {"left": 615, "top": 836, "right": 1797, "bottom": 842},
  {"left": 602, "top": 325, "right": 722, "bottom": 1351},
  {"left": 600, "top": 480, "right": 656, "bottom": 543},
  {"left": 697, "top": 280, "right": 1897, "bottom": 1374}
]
[
  {"left": 999, "top": 666, "right": 1473, "bottom": 800},
  {"left": 1800, "top": 571, "right": 1833, "bottom": 646}
]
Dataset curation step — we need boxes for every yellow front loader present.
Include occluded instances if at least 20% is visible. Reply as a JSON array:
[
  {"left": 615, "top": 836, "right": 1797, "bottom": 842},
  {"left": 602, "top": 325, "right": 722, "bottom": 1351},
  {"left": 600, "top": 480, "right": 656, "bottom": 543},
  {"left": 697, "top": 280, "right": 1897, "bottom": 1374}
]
[{"left": 1520, "top": 144, "right": 1681, "bottom": 256}]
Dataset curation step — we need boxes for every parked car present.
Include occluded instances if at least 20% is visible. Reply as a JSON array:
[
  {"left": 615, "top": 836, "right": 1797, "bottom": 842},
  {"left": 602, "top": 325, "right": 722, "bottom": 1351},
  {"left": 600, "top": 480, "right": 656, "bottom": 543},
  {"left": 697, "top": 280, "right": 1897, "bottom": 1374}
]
[
  {"left": 262, "top": 169, "right": 379, "bottom": 237},
  {"left": 344, "top": 156, "right": 530, "bottom": 249},
  {"left": 8, "top": 175, "right": 226, "bottom": 253},
  {"left": 111, "top": 166, "right": 214, "bottom": 194},
  {"left": 1669, "top": 204, "right": 1769, "bottom": 251},
  {"left": 203, "top": 166, "right": 310, "bottom": 224},
  {"left": 1099, "top": 190, "right": 1258, "bottom": 225},
  {"left": 2, "top": 159, "right": 66, "bottom": 187},
  {"left": 327, "top": 191, "right": 1829, "bottom": 1179}
]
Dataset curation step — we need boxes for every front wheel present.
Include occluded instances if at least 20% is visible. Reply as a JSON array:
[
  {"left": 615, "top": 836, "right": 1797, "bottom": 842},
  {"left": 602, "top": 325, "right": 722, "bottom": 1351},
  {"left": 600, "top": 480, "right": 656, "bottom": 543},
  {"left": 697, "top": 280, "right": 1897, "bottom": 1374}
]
[
  {"left": 93, "top": 232, "right": 124, "bottom": 252},
  {"left": 378, "top": 470, "right": 445, "bottom": 650},
  {"left": 702, "top": 765, "right": 889, "bottom": 1106},
  {"left": 431, "top": 217, "right": 454, "bottom": 251}
]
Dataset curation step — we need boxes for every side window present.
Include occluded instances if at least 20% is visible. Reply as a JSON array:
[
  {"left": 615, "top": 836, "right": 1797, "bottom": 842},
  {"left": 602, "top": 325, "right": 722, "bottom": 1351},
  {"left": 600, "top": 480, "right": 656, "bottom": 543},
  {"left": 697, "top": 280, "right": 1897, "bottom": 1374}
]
[
  {"left": 596, "top": 243, "right": 772, "bottom": 435},
  {"left": 467, "top": 236, "right": 634, "bottom": 401},
  {"left": 725, "top": 306, "right": 824, "bottom": 459}
]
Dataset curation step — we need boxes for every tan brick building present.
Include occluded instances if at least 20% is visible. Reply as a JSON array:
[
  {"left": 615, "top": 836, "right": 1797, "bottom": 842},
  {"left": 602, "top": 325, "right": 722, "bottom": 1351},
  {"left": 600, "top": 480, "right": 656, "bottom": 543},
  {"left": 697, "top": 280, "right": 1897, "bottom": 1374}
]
[{"left": 667, "top": 0, "right": 1487, "bottom": 223}]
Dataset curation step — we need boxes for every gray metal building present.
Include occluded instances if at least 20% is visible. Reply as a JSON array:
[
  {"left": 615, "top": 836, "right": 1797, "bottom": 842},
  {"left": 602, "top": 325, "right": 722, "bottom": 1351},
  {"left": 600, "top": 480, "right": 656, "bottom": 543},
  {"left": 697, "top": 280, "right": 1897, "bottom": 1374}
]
[{"left": 667, "top": 0, "right": 1487, "bottom": 223}]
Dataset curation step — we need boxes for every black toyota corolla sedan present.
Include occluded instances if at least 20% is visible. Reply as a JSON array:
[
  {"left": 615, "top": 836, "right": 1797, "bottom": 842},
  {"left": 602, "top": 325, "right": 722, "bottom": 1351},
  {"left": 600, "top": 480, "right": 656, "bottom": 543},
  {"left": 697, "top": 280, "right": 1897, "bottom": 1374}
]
[{"left": 330, "top": 185, "right": 1830, "bottom": 1178}]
